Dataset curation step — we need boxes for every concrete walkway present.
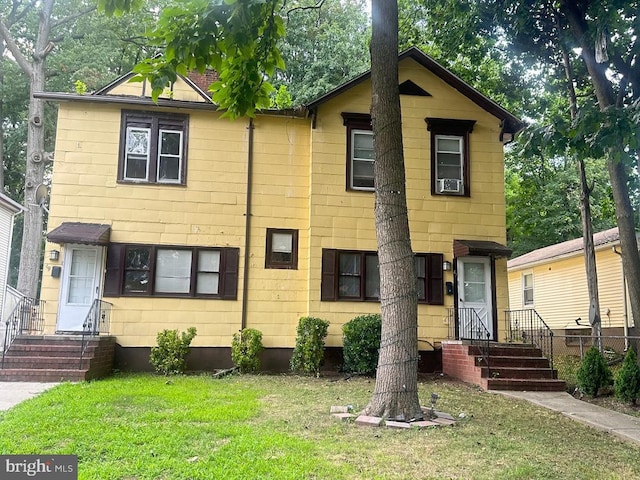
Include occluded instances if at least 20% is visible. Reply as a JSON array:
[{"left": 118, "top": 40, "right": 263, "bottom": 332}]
[
  {"left": 0, "top": 382, "right": 59, "bottom": 411},
  {"left": 493, "top": 390, "right": 640, "bottom": 446}
]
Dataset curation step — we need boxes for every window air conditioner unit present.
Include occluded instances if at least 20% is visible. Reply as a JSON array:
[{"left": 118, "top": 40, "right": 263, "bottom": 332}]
[{"left": 437, "top": 178, "right": 461, "bottom": 193}]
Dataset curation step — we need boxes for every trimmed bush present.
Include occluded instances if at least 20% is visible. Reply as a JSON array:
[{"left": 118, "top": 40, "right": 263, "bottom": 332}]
[
  {"left": 342, "top": 314, "right": 382, "bottom": 375},
  {"left": 615, "top": 347, "right": 640, "bottom": 404},
  {"left": 150, "top": 327, "right": 197, "bottom": 375},
  {"left": 576, "top": 346, "right": 613, "bottom": 397},
  {"left": 231, "top": 328, "right": 264, "bottom": 373},
  {"left": 291, "top": 316, "right": 330, "bottom": 376}
]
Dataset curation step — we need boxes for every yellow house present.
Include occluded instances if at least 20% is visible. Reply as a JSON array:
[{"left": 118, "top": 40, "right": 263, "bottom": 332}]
[
  {"left": 35, "top": 47, "right": 521, "bottom": 372},
  {"left": 507, "top": 227, "right": 633, "bottom": 336}
]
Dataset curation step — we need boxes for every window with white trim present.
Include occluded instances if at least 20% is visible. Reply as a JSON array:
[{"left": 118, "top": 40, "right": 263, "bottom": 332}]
[
  {"left": 523, "top": 273, "right": 534, "bottom": 306},
  {"left": 342, "top": 112, "right": 374, "bottom": 191},
  {"left": 426, "top": 118, "right": 475, "bottom": 196}
]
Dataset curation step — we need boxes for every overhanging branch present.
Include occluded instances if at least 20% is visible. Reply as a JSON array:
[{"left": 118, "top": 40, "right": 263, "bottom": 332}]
[{"left": 0, "top": 18, "right": 33, "bottom": 77}]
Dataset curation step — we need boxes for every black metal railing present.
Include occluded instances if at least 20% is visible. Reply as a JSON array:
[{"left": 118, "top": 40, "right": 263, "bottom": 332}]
[
  {"left": 448, "top": 307, "right": 491, "bottom": 375},
  {"left": 506, "top": 309, "right": 554, "bottom": 370},
  {"left": 1, "top": 296, "right": 45, "bottom": 369},
  {"left": 79, "top": 299, "right": 112, "bottom": 368}
]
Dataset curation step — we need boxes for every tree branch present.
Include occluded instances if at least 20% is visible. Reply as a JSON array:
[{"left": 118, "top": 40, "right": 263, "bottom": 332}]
[
  {"left": 50, "top": 5, "right": 96, "bottom": 30},
  {"left": 0, "top": 18, "right": 33, "bottom": 77}
]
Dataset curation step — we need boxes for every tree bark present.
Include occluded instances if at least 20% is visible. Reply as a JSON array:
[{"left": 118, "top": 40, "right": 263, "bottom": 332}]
[
  {"left": 363, "top": 0, "right": 423, "bottom": 421},
  {"left": 560, "top": 39, "right": 602, "bottom": 344},
  {"left": 562, "top": 0, "right": 640, "bottom": 329},
  {"left": 0, "top": 0, "right": 55, "bottom": 299}
]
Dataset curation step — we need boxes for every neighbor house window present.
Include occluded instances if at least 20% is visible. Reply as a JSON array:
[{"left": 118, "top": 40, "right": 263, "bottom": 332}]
[
  {"left": 426, "top": 118, "right": 475, "bottom": 196},
  {"left": 342, "top": 112, "right": 374, "bottom": 191},
  {"left": 104, "top": 243, "right": 238, "bottom": 299},
  {"left": 523, "top": 273, "right": 534, "bottom": 306},
  {"left": 321, "top": 249, "right": 444, "bottom": 304},
  {"left": 265, "top": 228, "right": 298, "bottom": 269},
  {"left": 119, "top": 110, "right": 188, "bottom": 185}
]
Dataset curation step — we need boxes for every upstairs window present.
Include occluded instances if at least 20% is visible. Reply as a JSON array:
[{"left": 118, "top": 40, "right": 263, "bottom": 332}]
[
  {"left": 426, "top": 118, "right": 475, "bottom": 196},
  {"left": 342, "top": 112, "right": 374, "bottom": 191},
  {"left": 321, "top": 249, "right": 443, "bottom": 304},
  {"left": 119, "top": 110, "right": 188, "bottom": 185}
]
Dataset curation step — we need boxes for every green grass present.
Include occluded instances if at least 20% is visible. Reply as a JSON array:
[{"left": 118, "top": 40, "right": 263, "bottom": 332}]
[{"left": 1, "top": 374, "right": 640, "bottom": 479}]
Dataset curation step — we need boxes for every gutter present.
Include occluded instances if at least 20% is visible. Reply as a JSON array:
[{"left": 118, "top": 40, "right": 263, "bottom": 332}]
[
  {"left": 241, "top": 118, "right": 255, "bottom": 330},
  {"left": 613, "top": 246, "right": 630, "bottom": 349}
]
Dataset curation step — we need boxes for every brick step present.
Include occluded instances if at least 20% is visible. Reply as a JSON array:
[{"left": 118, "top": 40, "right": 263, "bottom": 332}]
[
  {"left": 480, "top": 366, "right": 557, "bottom": 379},
  {"left": 486, "top": 378, "right": 567, "bottom": 392},
  {"left": 1, "top": 356, "right": 90, "bottom": 370},
  {"left": 5, "top": 344, "right": 93, "bottom": 357},
  {"left": 477, "top": 355, "right": 550, "bottom": 368},
  {"left": 0, "top": 368, "right": 87, "bottom": 382},
  {"left": 11, "top": 336, "right": 98, "bottom": 348},
  {"left": 469, "top": 344, "right": 542, "bottom": 357}
]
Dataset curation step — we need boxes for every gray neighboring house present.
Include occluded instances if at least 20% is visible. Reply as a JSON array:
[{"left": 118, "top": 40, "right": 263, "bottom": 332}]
[{"left": 0, "top": 192, "right": 24, "bottom": 347}]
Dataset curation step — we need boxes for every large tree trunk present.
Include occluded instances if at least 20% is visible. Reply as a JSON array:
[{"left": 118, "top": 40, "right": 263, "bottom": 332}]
[
  {"left": 363, "top": 0, "right": 423, "bottom": 421},
  {"left": 6, "top": 0, "right": 56, "bottom": 299},
  {"left": 562, "top": 0, "right": 640, "bottom": 329}
]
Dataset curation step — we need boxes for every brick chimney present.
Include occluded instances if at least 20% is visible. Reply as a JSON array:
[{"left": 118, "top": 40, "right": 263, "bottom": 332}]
[{"left": 187, "top": 69, "right": 219, "bottom": 94}]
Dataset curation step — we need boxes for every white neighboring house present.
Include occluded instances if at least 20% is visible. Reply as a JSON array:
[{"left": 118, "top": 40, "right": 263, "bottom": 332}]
[{"left": 0, "top": 192, "right": 25, "bottom": 348}]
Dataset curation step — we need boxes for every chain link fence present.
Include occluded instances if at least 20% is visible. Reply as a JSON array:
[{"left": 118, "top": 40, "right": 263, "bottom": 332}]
[{"left": 552, "top": 335, "right": 640, "bottom": 391}]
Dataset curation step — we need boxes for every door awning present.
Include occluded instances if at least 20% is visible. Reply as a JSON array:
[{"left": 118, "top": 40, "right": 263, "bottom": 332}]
[
  {"left": 453, "top": 239, "right": 512, "bottom": 259},
  {"left": 47, "top": 222, "right": 111, "bottom": 246}
]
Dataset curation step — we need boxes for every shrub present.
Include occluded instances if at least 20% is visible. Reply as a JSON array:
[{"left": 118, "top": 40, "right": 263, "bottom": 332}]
[
  {"left": 615, "top": 347, "right": 640, "bottom": 404},
  {"left": 576, "top": 346, "right": 613, "bottom": 397},
  {"left": 342, "top": 314, "right": 382, "bottom": 375},
  {"left": 290, "top": 316, "right": 330, "bottom": 376},
  {"left": 231, "top": 328, "right": 264, "bottom": 373},
  {"left": 150, "top": 327, "right": 197, "bottom": 375}
]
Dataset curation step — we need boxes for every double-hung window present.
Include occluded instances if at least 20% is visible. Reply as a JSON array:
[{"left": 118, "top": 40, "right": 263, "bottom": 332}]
[
  {"left": 342, "top": 112, "right": 374, "bottom": 191},
  {"left": 119, "top": 110, "right": 188, "bottom": 185},
  {"left": 426, "top": 118, "right": 475, "bottom": 196},
  {"left": 321, "top": 249, "right": 444, "bottom": 304},
  {"left": 104, "top": 243, "right": 238, "bottom": 299},
  {"left": 523, "top": 273, "right": 534, "bottom": 306}
]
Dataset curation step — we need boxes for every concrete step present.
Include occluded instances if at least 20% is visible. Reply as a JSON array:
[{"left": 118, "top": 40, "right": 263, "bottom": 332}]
[
  {"left": 0, "top": 368, "right": 87, "bottom": 382},
  {"left": 486, "top": 378, "right": 567, "bottom": 391}
]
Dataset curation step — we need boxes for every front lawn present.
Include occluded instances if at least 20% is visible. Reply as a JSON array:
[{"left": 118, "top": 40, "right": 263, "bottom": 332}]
[{"left": 1, "top": 374, "right": 639, "bottom": 479}]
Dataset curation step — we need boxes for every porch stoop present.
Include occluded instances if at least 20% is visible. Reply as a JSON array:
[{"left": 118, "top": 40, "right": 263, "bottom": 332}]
[
  {"left": 0, "top": 335, "right": 116, "bottom": 382},
  {"left": 442, "top": 341, "right": 566, "bottom": 392}
]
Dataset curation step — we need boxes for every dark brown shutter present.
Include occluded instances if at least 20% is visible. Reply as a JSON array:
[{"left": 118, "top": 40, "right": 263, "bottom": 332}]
[
  {"left": 221, "top": 248, "right": 239, "bottom": 300},
  {"left": 427, "top": 253, "right": 444, "bottom": 305},
  {"left": 103, "top": 243, "right": 124, "bottom": 297},
  {"left": 321, "top": 249, "right": 337, "bottom": 301}
]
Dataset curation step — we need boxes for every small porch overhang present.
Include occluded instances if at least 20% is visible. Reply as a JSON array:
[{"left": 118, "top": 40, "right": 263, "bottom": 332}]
[
  {"left": 47, "top": 222, "right": 111, "bottom": 246},
  {"left": 453, "top": 239, "right": 512, "bottom": 259}
]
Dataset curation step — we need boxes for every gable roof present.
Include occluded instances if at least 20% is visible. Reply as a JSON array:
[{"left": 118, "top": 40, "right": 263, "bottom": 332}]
[
  {"left": 306, "top": 46, "right": 524, "bottom": 136},
  {"left": 507, "top": 227, "right": 621, "bottom": 270}
]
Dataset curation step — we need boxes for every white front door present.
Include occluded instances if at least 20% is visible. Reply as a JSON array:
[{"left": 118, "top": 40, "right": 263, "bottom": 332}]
[
  {"left": 456, "top": 256, "right": 494, "bottom": 340},
  {"left": 57, "top": 245, "right": 103, "bottom": 332}
]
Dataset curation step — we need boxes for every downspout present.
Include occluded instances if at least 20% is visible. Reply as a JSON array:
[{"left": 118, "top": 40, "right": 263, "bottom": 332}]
[
  {"left": 613, "top": 246, "right": 629, "bottom": 350},
  {"left": 241, "top": 118, "right": 255, "bottom": 330}
]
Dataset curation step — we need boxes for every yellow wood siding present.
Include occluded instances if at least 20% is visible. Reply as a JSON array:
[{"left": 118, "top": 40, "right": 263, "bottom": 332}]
[
  {"left": 307, "top": 59, "right": 510, "bottom": 347},
  {"left": 508, "top": 247, "right": 628, "bottom": 330},
  {"left": 107, "top": 77, "right": 209, "bottom": 103},
  {"left": 42, "top": 55, "right": 512, "bottom": 350}
]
